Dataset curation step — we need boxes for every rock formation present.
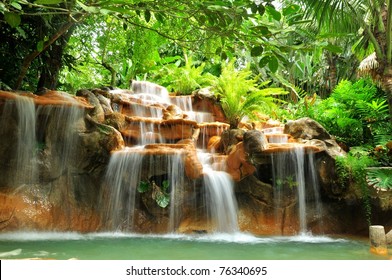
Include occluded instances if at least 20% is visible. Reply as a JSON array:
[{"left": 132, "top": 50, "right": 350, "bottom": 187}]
[{"left": 0, "top": 87, "right": 391, "bottom": 236}]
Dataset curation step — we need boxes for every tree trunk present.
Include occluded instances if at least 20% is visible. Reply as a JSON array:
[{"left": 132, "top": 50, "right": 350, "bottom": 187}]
[
  {"left": 14, "top": 14, "right": 83, "bottom": 90},
  {"left": 37, "top": 24, "right": 76, "bottom": 91},
  {"left": 327, "top": 53, "right": 338, "bottom": 94},
  {"left": 102, "top": 61, "right": 117, "bottom": 87},
  {"left": 382, "top": 65, "right": 392, "bottom": 123}
]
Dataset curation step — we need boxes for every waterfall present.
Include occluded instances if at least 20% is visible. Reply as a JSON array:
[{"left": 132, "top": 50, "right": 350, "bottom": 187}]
[
  {"left": 294, "top": 147, "right": 307, "bottom": 232},
  {"left": 103, "top": 148, "right": 143, "bottom": 231},
  {"left": 270, "top": 146, "right": 322, "bottom": 234},
  {"left": 167, "top": 152, "right": 185, "bottom": 232},
  {"left": 170, "top": 95, "right": 214, "bottom": 123},
  {"left": 0, "top": 96, "right": 38, "bottom": 187},
  {"left": 199, "top": 152, "right": 239, "bottom": 233},
  {"left": 132, "top": 80, "right": 170, "bottom": 104},
  {"left": 15, "top": 96, "right": 37, "bottom": 186},
  {"left": 36, "top": 103, "right": 84, "bottom": 178},
  {"left": 103, "top": 147, "right": 186, "bottom": 232}
]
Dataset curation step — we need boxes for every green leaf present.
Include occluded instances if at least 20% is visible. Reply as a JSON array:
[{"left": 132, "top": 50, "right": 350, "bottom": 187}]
[
  {"left": 34, "top": 0, "right": 64, "bottom": 4},
  {"left": 265, "top": 6, "right": 281, "bottom": 21},
  {"left": 251, "top": 46, "right": 264, "bottom": 57},
  {"left": 323, "top": 44, "right": 342, "bottom": 53},
  {"left": 144, "top": 10, "right": 151, "bottom": 23},
  {"left": 162, "top": 180, "right": 170, "bottom": 192},
  {"left": 76, "top": 1, "right": 99, "bottom": 13},
  {"left": 207, "top": 5, "right": 229, "bottom": 12},
  {"left": 258, "top": 56, "right": 270, "bottom": 68},
  {"left": 16, "top": 27, "right": 26, "bottom": 38},
  {"left": 366, "top": 168, "right": 392, "bottom": 190},
  {"left": 155, "top": 193, "right": 170, "bottom": 208},
  {"left": 10, "top": 1, "right": 22, "bottom": 10},
  {"left": 155, "top": 12, "right": 165, "bottom": 23},
  {"left": 258, "top": 5, "right": 265, "bottom": 16},
  {"left": 250, "top": 3, "right": 258, "bottom": 14},
  {"left": 282, "top": 5, "right": 300, "bottom": 16},
  {"left": 268, "top": 56, "right": 279, "bottom": 73},
  {"left": 250, "top": 26, "right": 270, "bottom": 36},
  {"left": 37, "top": 40, "right": 44, "bottom": 52},
  {"left": 4, "top": 12, "right": 21, "bottom": 28},
  {"left": 138, "top": 181, "right": 150, "bottom": 193},
  {"left": 99, "top": 9, "right": 111, "bottom": 15}
]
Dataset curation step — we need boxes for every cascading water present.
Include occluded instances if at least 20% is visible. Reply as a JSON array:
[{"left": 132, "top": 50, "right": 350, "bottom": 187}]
[
  {"left": 103, "top": 147, "right": 186, "bottom": 232},
  {"left": 104, "top": 82, "right": 189, "bottom": 231},
  {"left": 170, "top": 95, "right": 214, "bottom": 123},
  {"left": 103, "top": 81, "right": 239, "bottom": 233},
  {"left": 270, "top": 145, "right": 323, "bottom": 234},
  {"left": 103, "top": 148, "right": 143, "bottom": 231},
  {"left": 15, "top": 96, "right": 37, "bottom": 186},
  {"left": 36, "top": 101, "right": 84, "bottom": 178},
  {"left": 132, "top": 80, "right": 170, "bottom": 104},
  {"left": 0, "top": 95, "right": 37, "bottom": 187},
  {"left": 199, "top": 152, "right": 239, "bottom": 233},
  {"left": 166, "top": 151, "right": 186, "bottom": 232}
]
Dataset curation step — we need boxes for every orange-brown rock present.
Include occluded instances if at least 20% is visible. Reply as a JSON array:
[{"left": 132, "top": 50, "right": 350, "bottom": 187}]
[
  {"left": 162, "top": 104, "right": 187, "bottom": 120},
  {"left": 120, "top": 101, "right": 164, "bottom": 118},
  {"left": 226, "top": 142, "right": 256, "bottom": 181},
  {"left": 197, "top": 122, "right": 228, "bottom": 149},
  {"left": 121, "top": 117, "right": 198, "bottom": 142},
  {"left": 0, "top": 90, "right": 93, "bottom": 109},
  {"left": 264, "top": 143, "right": 322, "bottom": 154},
  {"left": 177, "top": 216, "right": 217, "bottom": 234},
  {"left": 261, "top": 118, "right": 282, "bottom": 129},
  {"left": 192, "top": 89, "right": 226, "bottom": 122},
  {"left": 0, "top": 189, "right": 100, "bottom": 232},
  {"left": 115, "top": 140, "right": 204, "bottom": 179},
  {"left": 177, "top": 139, "right": 204, "bottom": 179},
  {"left": 207, "top": 136, "right": 222, "bottom": 153},
  {"left": 197, "top": 122, "right": 229, "bottom": 136}
]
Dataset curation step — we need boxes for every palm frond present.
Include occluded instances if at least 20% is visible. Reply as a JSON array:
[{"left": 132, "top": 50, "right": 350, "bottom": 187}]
[{"left": 299, "top": 0, "right": 366, "bottom": 33}]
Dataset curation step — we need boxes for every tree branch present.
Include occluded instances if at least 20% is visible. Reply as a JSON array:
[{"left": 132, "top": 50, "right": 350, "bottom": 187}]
[
  {"left": 14, "top": 13, "right": 85, "bottom": 90},
  {"left": 387, "top": 0, "right": 392, "bottom": 64}
]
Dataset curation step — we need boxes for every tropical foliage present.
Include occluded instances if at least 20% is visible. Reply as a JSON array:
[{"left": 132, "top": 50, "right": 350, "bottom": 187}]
[
  {"left": 297, "top": 0, "right": 392, "bottom": 117},
  {"left": 212, "top": 61, "right": 287, "bottom": 128},
  {"left": 150, "top": 55, "right": 217, "bottom": 95},
  {"left": 279, "top": 78, "right": 392, "bottom": 147}
]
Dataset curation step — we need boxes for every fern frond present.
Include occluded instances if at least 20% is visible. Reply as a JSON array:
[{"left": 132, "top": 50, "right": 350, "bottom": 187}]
[{"left": 366, "top": 168, "right": 392, "bottom": 190}]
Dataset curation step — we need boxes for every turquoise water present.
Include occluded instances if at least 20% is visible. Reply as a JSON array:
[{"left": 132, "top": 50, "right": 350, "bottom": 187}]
[{"left": 0, "top": 232, "right": 388, "bottom": 260}]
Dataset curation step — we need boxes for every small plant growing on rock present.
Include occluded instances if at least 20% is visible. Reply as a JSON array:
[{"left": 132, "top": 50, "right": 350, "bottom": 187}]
[{"left": 138, "top": 180, "right": 170, "bottom": 208}]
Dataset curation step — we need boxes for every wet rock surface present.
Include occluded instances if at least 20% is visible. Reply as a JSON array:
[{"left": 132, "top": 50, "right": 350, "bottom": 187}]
[{"left": 0, "top": 88, "right": 391, "bottom": 236}]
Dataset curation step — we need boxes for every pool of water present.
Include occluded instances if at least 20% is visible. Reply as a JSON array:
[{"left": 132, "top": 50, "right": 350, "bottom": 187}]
[{"left": 0, "top": 231, "right": 388, "bottom": 260}]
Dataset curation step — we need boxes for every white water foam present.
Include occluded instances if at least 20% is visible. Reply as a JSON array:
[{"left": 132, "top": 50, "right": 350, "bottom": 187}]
[{"left": 0, "top": 248, "right": 22, "bottom": 257}]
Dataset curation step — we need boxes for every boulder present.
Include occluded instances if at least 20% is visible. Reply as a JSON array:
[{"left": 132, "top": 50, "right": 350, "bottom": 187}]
[
  {"left": 192, "top": 88, "right": 226, "bottom": 123},
  {"left": 242, "top": 129, "right": 269, "bottom": 164},
  {"left": 284, "top": 117, "right": 332, "bottom": 140},
  {"left": 76, "top": 89, "right": 105, "bottom": 123},
  {"left": 207, "top": 136, "right": 222, "bottom": 153},
  {"left": 221, "top": 129, "right": 245, "bottom": 154},
  {"left": 226, "top": 142, "right": 256, "bottom": 181}
]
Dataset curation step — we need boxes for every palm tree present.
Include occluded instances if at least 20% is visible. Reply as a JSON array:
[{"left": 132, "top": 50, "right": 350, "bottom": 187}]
[{"left": 297, "top": 0, "right": 392, "bottom": 120}]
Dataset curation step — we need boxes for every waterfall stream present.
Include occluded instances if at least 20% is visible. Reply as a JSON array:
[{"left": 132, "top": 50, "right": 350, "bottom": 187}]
[{"left": 199, "top": 152, "right": 239, "bottom": 233}]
